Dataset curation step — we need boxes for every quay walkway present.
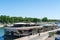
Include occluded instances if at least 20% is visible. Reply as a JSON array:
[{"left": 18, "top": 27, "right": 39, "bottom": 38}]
[{"left": 15, "top": 28, "right": 60, "bottom": 40}]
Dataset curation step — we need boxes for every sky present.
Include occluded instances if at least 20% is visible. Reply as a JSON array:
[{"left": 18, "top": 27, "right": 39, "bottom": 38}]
[{"left": 0, "top": 0, "right": 60, "bottom": 19}]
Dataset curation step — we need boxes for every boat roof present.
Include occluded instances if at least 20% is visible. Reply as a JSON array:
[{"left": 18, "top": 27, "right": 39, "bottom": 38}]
[
  {"left": 13, "top": 22, "right": 26, "bottom": 24},
  {"left": 13, "top": 22, "right": 36, "bottom": 25},
  {"left": 5, "top": 26, "right": 43, "bottom": 30}
]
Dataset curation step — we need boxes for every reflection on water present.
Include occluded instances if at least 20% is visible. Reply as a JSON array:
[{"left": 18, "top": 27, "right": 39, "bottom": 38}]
[
  {"left": 0, "top": 36, "right": 4, "bottom": 40},
  {"left": 0, "top": 28, "right": 4, "bottom": 40}
]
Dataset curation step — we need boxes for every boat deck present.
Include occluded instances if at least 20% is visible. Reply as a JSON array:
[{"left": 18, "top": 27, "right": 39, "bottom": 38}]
[{"left": 5, "top": 26, "right": 43, "bottom": 30}]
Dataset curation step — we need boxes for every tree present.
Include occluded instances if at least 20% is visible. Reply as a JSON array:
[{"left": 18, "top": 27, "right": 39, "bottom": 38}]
[
  {"left": 0, "top": 15, "right": 41, "bottom": 24},
  {"left": 42, "top": 17, "right": 48, "bottom": 22},
  {"left": 32, "top": 18, "right": 40, "bottom": 23}
]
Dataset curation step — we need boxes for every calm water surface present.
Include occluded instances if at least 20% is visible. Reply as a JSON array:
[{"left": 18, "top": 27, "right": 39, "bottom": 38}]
[{"left": 0, "top": 28, "right": 4, "bottom": 40}]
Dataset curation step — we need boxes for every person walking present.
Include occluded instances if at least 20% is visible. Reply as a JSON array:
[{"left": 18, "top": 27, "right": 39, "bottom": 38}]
[{"left": 38, "top": 30, "right": 40, "bottom": 36}]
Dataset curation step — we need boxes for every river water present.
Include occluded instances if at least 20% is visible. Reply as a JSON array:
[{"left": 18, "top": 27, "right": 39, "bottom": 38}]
[{"left": 0, "top": 28, "right": 4, "bottom": 40}]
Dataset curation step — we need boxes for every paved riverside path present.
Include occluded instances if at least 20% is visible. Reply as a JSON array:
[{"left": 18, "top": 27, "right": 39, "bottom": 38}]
[{"left": 30, "top": 34, "right": 48, "bottom": 40}]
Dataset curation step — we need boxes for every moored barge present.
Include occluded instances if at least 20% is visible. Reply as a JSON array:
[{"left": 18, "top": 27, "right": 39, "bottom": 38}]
[{"left": 5, "top": 22, "right": 42, "bottom": 37}]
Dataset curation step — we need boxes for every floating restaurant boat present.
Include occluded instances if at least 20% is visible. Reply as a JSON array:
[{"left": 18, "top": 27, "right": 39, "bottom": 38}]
[{"left": 5, "top": 22, "right": 42, "bottom": 37}]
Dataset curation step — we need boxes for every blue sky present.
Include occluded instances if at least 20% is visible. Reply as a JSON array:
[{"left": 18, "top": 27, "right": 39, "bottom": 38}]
[{"left": 0, "top": 0, "right": 60, "bottom": 19}]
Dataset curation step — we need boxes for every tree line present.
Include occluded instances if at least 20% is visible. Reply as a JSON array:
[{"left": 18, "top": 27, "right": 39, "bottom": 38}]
[
  {"left": 0, "top": 15, "right": 57, "bottom": 24},
  {"left": 0, "top": 15, "right": 41, "bottom": 24}
]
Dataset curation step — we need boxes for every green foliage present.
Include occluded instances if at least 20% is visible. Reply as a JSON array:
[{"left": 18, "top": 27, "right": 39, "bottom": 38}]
[
  {"left": 42, "top": 17, "right": 48, "bottom": 22},
  {"left": 0, "top": 15, "right": 57, "bottom": 24},
  {"left": 49, "top": 32, "right": 55, "bottom": 37},
  {"left": 0, "top": 15, "right": 41, "bottom": 24}
]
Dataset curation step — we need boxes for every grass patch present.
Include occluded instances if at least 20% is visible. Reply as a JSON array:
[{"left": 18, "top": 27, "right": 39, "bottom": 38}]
[{"left": 49, "top": 32, "right": 55, "bottom": 37}]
